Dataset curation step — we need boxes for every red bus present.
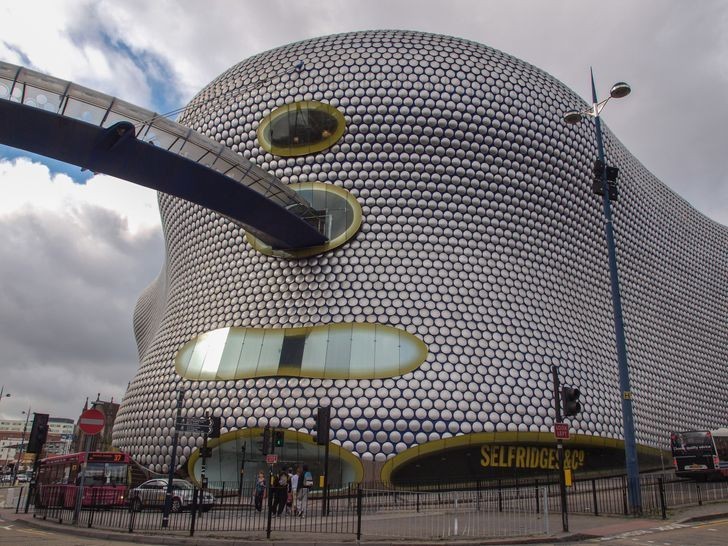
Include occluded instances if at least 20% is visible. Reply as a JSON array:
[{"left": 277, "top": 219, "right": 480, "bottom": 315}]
[
  {"left": 670, "top": 429, "right": 728, "bottom": 481},
  {"left": 36, "top": 452, "right": 132, "bottom": 508}
]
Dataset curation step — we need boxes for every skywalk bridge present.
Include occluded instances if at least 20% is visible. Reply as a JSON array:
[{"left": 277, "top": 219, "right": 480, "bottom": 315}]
[{"left": 0, "top": 61, "right": 328, "bottom": 250}]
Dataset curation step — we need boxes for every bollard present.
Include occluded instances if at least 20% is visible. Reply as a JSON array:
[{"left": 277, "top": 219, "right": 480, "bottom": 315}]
[
  {"left": 696, "top": 483, "right": 702, "bottom": 506},
  {"left": 658, "top": 477, "right": 666, "bottom": 520}
]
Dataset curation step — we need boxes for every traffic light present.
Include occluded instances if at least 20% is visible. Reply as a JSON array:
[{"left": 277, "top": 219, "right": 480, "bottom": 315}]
[
  {"left": 27, "top": 413, "right": 49, "bottom": 454},
  {"left": 209, "top": 416, "right": 221, "bottom": 439},
  {"left": 312, "top": 406, "right": 331, "bottom": 446},
  {"left": 273, "top": 429, "right": 284, "bottom": 448},
  {"left": 561, "top": 386, "right": 582, "bottom": 417},
  {"left": 592, "top": 159, "right": 619, "bottom": 201},
  {"left": 261, "top": 425, "right": 271, "bottom": 455}
]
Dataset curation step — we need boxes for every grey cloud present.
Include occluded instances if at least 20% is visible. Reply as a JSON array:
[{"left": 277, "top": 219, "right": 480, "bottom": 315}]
[{"left": 0, "top": 204, "right": 163, "bottom": 418}]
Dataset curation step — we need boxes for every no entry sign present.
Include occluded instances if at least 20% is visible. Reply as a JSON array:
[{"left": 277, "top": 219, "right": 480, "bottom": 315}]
[{"left": 78, "top": 408, "right": 105, "bottom": 435}]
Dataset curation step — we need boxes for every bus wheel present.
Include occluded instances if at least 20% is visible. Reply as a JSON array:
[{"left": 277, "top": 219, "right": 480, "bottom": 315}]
[
  {"left": 131, "top": 498, "right": 143, "bottom": 512},
  {"left": 171, "top": 497, "right": 182, "bottom": 513}
]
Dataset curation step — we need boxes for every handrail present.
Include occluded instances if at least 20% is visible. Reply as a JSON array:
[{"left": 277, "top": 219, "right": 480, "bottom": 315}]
[{"left": 0, "top": 61, "right": 324, "bottom": 232}]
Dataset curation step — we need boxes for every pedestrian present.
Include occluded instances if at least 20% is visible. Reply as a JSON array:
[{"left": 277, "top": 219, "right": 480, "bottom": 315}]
[
  {"left": 253, "top": 470, "right": 266, "bottom": 512},
  {"left": 285, "top": 467, "right": 295, "bottom": 515},
  {"left": 290, "top": 466, "right": 301, "bottom": 515},
  {"left": 272, "top": 468, "right": 288, "bottom": 516},
  {"left": 297, "top": 464, "right": 313, "bottom": 517}
]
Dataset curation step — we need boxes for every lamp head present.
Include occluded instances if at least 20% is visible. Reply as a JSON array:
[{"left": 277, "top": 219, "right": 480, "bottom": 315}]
[
  {"left": 609, "top": 82, "right": 631, "bottom": 99},
  {"left": 563, "top": 110, "right": 583, "bottom": 124}
]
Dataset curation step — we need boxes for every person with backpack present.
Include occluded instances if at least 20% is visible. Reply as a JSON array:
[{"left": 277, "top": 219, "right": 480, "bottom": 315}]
[{"left": 297, "top": 464, "right": 313, "bottom": 517}]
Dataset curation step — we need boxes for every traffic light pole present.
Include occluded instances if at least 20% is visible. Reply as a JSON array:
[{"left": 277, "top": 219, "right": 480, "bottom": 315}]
[
  {"left": 551, "top": 365, "right": 568, "bottom": 533},
  {"left": 162, "top": 389, "right": 184, "bottom": 528},
  {"left": 322, "top": 440, "right": 330, "bottom": 517},
  {"left": 591, "top": 72, "right": 641, "bottom": 514}
]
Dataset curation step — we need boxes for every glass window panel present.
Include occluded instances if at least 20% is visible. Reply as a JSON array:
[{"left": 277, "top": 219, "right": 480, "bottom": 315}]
[
  {"left": 177, "top": 140, "right": 208, "bottom": 162},
  {"left": 256, "top": 330, "right": 284, "bottom": 376},
  {"left": 301, "top": 328, "right": 329, "bottom": 376},
  {"left": 236, "top": 330, "right": 265, "bottom": 378},
  {"left": 400, "top": 335, "right": 423, "bottom": 374},
  {"left": 21, "top": 85, "right": 62, "bottom": 112},
  {"left": 140, "top": 127, "right": 180, "bottom": 150},
  {"left": 374, "top": 325, "right": 401, "bottom": 377},
  {"left": 184, "top": 336, "right": 209, "bottom": 378},
  {"left": 349, "top": 328, "right": 376, "bottom": 378},
  {"left": 63, "top": 98, "right": 107, "bottom": 125},
  {"left": 217, "top": 328, "right": 246, "bottom": 380},
  {"left": 176, "top": 341, "right": 196, "bottom": 378},
  {"left": 199, "top": 328, "right": 229, "bottom": 378},
  {"left": 325, "top": 325, "right": 353, "bottom": 378},
  {"left": 0, "top": 77, "right": 12, "bottom": 99}
]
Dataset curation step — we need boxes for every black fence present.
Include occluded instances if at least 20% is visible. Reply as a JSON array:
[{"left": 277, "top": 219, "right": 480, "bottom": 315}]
[
  {"left": 31, "top": 480, "right": 360, "bottom": 539},
  {"left": 23, "top": 472, "right": 728, "bottom": 539}
]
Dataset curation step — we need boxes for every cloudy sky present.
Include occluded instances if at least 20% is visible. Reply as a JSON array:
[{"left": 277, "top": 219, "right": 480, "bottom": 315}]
[{"left": 1, "top": 0, "right": 726, "bottom": 423}]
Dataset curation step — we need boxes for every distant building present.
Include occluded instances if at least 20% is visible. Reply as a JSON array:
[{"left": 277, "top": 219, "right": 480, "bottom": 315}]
[
  {"left": 0, "top": 415, "right": 74, "bottom": 473},
  {"left": 73, "top": 398, "right": 120, "bottom": 453}
]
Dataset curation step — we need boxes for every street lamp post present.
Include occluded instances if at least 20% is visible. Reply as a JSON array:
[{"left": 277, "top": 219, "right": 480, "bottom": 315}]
[
  {"left": 563, "top": 69, "right": 642, "bottom": 514},
  {"left": 12, "top": 407, "right": 31, "bottom": 485}
]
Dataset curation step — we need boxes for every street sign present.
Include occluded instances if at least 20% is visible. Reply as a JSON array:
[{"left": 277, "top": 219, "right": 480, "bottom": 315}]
[
  {"left": 265, "top": 454, "right": 278, "bottom": 465},
  {"left": 176, "top": 424, "right": 211, "bottom": 433},
  {"left": 554, "top": 422, "right": 570, "bottom": 440},
  {"left": 78, "top": 408, "right": 105, "bottom": 435},
  {"left": 175, "top": 416, "right": 210, "bottom": 434}
]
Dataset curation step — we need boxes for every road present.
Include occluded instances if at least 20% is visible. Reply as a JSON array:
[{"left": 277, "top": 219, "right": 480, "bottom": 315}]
[
  {"left": 575, "top": 517, "right": 728, "bottom": 546},
  {"left": 0, "top": 512, "right": 163, "bottom": 546}
]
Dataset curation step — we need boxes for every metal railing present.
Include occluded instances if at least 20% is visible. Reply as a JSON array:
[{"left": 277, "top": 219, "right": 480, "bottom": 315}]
[{"left": 27, "top": 472, "right": 728, "bottom": 539}]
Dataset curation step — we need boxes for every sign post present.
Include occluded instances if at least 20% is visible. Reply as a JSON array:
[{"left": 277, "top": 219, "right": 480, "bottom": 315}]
[
  {"left": 73, "top": 408, "right": 105, "bottom": 524},
  {"left": 551, "top": 364, "right": 569, "bottom": 533}
]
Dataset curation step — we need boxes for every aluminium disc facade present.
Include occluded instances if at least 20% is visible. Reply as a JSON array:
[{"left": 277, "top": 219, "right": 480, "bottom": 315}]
[{"left": 112, "top": 30, "right": 728, "bottom": 479}]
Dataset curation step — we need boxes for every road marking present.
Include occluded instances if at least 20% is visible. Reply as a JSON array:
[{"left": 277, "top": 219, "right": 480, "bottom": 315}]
[{"left": 17, "top": 527, "right": 52, "bottom": 536}]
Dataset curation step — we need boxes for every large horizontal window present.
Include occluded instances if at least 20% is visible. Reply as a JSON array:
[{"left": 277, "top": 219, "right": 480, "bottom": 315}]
[
  {"left": 175, "top": 323, "right": 428, "bottom": 380},
  {"left": 257, "top": 101, "right": 346, "bottom": 157}
]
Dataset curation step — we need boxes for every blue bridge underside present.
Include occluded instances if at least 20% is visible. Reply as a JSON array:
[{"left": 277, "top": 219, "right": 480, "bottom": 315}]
[{"left": 0, "top": 100, "right": 327, "bottom": 250}]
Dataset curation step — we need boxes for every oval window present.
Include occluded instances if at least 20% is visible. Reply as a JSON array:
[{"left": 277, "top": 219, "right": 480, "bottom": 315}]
[
  {"left": 246, "top": 182, "right": 362, "bottom": 258},
  {"left": 257, "top": 101, "right": 346, "bottom": 157}
]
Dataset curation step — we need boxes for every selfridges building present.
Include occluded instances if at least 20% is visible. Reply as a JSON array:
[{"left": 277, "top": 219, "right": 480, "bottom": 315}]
[{"left": 113, "top": 30, "right": 728, "bottom": 486}]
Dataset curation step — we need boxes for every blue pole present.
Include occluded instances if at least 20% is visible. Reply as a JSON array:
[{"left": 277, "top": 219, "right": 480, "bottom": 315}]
[{"left": 590, "top": 69, "right": 642, "bottom": 514}]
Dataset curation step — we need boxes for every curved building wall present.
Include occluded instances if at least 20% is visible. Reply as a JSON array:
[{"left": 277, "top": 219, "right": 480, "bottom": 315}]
[{"left": 112, "top": 30, "right": 728, "bottom": 475}]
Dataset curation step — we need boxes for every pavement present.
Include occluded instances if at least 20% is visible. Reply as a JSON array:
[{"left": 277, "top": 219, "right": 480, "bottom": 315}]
[{"left": 2, "top": 501, "right": 728, "bottom": 545}]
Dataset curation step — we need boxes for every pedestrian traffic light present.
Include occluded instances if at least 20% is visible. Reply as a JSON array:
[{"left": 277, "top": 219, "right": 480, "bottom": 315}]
[
  {"left": 27, "top": 413, "right": 49, "bottom": 454},
  {"left": 562, "top": 386, "right": 582, "bottom": 417},
  {"left": 312, "top": 406, "right": 331, "bottom": 446},
  {"left": 209, "top": 416, "right": 221, "bottom": 439},
  {"left": 273, "top": 429, "right": 284, "bottom": 448},
  {"left": 261, "top": 425, "right": 271, "bottom": 455}
]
